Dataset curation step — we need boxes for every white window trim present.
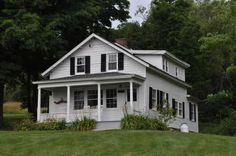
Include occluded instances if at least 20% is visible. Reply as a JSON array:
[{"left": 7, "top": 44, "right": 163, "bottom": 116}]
[
  {"left": 151, "top": 89, "right": 157, "bottom": 110},
  {"left": 107, "top": 53, "right": 118, "bottom": 72},
  {"left": 162, "top": 57, "right": 168, "bottom": 73},
  {"left": 75, "top": 56, "right": 85, "bottom": 75}
]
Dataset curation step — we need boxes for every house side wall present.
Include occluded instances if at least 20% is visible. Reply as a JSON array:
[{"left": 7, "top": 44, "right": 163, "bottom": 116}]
[
  {"left": 144, "top": 70, "right": 198, "bottom": 132},
  {"left": 49, "top": 39, "right": 146, "bottom": 79}
]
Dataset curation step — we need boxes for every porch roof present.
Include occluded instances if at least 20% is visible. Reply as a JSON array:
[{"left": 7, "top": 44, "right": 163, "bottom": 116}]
[{"left": 33, "top": 72, "right": 145, "bottom": 85}]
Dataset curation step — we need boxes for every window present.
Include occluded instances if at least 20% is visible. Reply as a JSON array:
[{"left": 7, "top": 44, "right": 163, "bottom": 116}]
[
  {"left": 106, "top": 89, "right": 117, "bottom": 108},
  {"left": 87, "top": 90, "right": 103, "bottom": 109},
  {"left": 190, "top": 103, "right": 196, "bottom": 121},
  {"left": 74, "top": 91, "right": 84, "bottom": 110},
  {"left": 175, "top": 67, "right": 178, "bottom": 77},
  {"left": 108, "top": 53, "right": 117, "bottom": 70},
  {"left": 178, "top": 102, "right": 183, "bottom": 117},
  {"left": 127, "top": 89, "right": 137, "bottom": 102},
  {"left": 162, "top": 58, "right": 168, "bottom": 72},
  {"left": 152, "top": 89, "right": 157, "bottom": 109},
  {"left": 77, "top": 57, "right": 85, "bottom": 73}
]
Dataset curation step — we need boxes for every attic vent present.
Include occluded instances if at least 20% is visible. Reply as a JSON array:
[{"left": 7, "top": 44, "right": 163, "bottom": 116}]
[{"left": 115, "top": 38, "right": 128, "bottom": 48}]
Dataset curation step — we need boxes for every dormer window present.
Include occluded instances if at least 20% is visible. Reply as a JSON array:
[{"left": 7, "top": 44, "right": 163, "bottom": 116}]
[
  {"left": 163, "top": 58, "right": 168, "bottom": 72},
  {"left": 107, "top": 53, "right": 117, "bottom": 71},
  {"left": 76, "top": 57, "right": 85, "bottom": 74}
]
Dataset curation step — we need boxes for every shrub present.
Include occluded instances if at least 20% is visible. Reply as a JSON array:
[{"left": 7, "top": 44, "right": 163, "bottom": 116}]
[
  {"left": 35, "top": 119, "right": 66, "bottom": 130},
  {"left": 69, "top": 117, "right": 96, "bottom": 131},
  {"left": 14, "top": 119, "right": 35, "bottom": 131},
  {"left": 14, "top": 118, "right": 66, "bottom": 131},
  {"left": 218, "top": 111, "right": 236, "bottom": 136},
  {"left": 121, "top": 115, "right": 168, "bottom": 130}
]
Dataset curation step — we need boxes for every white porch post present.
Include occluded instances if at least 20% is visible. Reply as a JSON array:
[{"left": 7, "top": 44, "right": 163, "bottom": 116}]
[
  {"left": 37, "top": 87, "right": 41, "bottom": 122},
  {"left": 97, "top": 83, "right": 101, "bottom": 121},
  {"left": 66, "top": 86, "right": 70, "bottom": 122},
  {"left": 130, "top": 81, "right": 134, "bottom": 114}
]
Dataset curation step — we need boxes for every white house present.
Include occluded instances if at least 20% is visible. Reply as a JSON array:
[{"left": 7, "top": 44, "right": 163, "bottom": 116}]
[{"left": 33, "top": 34, "right": 199, "bottom": 132}]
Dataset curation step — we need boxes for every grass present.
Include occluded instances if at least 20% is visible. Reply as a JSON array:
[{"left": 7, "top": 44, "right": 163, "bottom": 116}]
[{"left": 0, "top": 130, "right": 236, "bottom": 156}]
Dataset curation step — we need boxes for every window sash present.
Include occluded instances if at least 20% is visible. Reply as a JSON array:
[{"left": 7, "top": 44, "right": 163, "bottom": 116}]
[
  {"left": 108, "top": 54, "right": 117, "bottom": 70},
  {"left": 106, "top": 89, "right": 117, "bottom": 108},
  {"left": 76, "top": 57, "right": 85, "bottom": 73},
  {"left": 74, "top": 91, "right": 84, "bottom": 110},
  {"left": 190, "top": 103, "right": 196, "bottom": 121}
]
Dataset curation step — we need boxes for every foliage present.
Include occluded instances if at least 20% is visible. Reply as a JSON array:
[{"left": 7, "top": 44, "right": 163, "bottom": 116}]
[
  {"left": 218, "top": 111, "right": 236, "bottom": 136},
  {"left": 200, "top": 90, "right": 233, "bottom": 122},
  {"left": 14, "top": 118, "right": 66, "bottom": 131},
  {"left": 121, "top": 114, "right": 168, "bottom": 130},
  {"left": 69, "top": 117, "right": 96, "bottom": 131}
]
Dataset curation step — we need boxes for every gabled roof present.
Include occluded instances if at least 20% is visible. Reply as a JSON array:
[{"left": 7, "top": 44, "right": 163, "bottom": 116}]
[{"left": 42, "top": 33, "right": 149, "bottom": 77}]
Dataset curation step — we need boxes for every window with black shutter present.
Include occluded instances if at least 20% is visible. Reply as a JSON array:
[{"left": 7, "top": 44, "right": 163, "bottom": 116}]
[
  {"left": 172, "top": 99, "right": 176, "bottom": 116},
  {"left": 182, "top": 102, "right": 185, "bottom": 118}
]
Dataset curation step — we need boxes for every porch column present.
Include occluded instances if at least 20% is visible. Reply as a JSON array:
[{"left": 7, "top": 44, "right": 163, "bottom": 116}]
[
  {"left": 130, "top": 81, "right": 134, "bottom": 114},
  {"left": 97, "top": 83, "right": 101, "bottom": 121},
  {"left": 66, "top": 86, "right": 70, "bottom": 122},
  {"left": 37, "top": 87, "right": 41, "bottom": 122}
]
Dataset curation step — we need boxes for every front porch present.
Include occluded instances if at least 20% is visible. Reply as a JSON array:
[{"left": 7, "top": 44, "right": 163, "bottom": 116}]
[{"left": 35, "top": 73, "right": 145, "bottom": 122}]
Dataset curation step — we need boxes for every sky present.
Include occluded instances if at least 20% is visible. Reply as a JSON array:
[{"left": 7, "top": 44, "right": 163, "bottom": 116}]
[{"left": 112, "top": 0, "right": 152, "bottom": 28}]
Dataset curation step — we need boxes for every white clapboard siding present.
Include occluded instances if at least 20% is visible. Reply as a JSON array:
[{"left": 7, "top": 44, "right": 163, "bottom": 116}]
[{"left": 50, "top": 39, "right": 146, "bottom": 79}]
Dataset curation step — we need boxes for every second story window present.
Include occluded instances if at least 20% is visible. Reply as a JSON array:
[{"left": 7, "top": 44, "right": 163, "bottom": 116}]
[
  {"left": 108, "top": 53, "right": 117, "bottom": 71},
  {"left": 77, "top": 57, "right": 85, "bottom": 73},
  {"left": 163, "top": 58, "right": 168, "bottom": 72}
]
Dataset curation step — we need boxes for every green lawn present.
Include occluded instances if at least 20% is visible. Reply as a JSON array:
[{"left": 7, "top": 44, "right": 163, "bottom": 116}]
[{"left": 0, "top": 130, "right": 236, "bottom": 156}]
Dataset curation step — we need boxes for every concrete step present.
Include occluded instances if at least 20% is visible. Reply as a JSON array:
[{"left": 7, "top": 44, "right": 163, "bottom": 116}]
[{"left": 94, "top": 121, "right": 121, "bottom": 131}]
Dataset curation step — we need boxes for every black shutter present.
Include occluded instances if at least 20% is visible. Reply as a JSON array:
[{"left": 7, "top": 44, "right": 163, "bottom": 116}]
[
  {"left": 118, "top": 53, "right": 124, "bottom": 70},
  {"left": 70, "top": 57, "right": 75, "bottom": 75},
  {"left": 85, "top": 56, "right": 90, "bottom": 74},
  {"left": 182, "top": 102, "right": 185, "bottom": 118},
  {"left": 160, "top": 91, "right": 163, "bottom": 108},
  {"left": 166, "top": 93, "right": 169, "bottom": 107},
  {"left": 149, "top": 87, "right": 153, "bottom": 109},
  {"left": 101, "top": 54, "right": 106, "bottom": 72},
  {"left": 189, "top": 103, "right": 192, "bottom": 121},
  {"left": 157, "top": 90, "right": 160, "bottom": 109},
  {"left": 172, "top": 99, "right": 176, "bottom": 116},
  {"left": 194, "top": 104, "right": 197, "bottom": 122}
]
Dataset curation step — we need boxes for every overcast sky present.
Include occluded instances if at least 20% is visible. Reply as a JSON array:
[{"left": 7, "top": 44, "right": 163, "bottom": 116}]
[{"left": 112, "top": 0, "right": 152, "bottom": 28}]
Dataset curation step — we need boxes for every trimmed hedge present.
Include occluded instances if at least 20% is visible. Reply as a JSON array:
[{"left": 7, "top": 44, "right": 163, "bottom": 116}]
[{"left": 121, "top": 115, "right": 168, "bottom": 130}]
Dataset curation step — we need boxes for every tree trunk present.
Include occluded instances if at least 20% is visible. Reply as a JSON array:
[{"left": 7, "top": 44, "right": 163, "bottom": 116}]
[
  {"left": 27, "top": 72, "right": 32, "bottom": 114},
  {"left": 0, "top": 83, "right": 4, "bottom": 128},
  {"left": 32, "top": 73, "right": 38, "bottom": 120}
]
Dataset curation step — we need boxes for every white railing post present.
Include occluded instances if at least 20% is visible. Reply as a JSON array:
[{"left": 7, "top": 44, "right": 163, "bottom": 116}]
[
  {"left": 37, "top": 87, "right": 41, "bottom": 122},
  {"left": 66, "top": 86, "right": 70, "bottom": 122},
  {"left": 130, "top": 80, "right": 134, "bottom": 114},
  {"left": 97, "top": 83, "right": 101, "bottom": 121}
]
